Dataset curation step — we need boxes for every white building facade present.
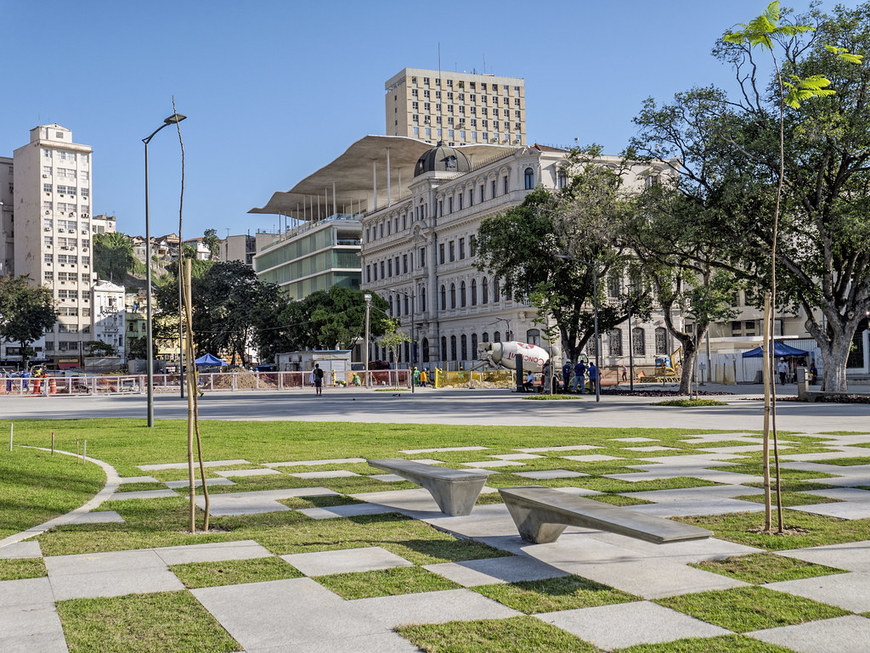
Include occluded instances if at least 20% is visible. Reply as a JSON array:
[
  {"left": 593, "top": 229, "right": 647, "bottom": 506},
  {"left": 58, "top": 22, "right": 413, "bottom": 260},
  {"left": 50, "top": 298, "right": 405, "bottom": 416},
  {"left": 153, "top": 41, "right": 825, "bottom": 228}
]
[{"left": 91, "top": 280, "right": 125, "bottom": 359}]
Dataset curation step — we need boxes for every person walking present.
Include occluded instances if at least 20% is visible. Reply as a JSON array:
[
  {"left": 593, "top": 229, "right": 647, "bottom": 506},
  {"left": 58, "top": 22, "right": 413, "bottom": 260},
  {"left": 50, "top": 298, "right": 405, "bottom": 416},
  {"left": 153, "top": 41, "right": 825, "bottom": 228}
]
[
  {"left": 419, "top": 368, "right": 427, "bottom": 387},
  {"left": 573, "top": 359, "right": 587, "bottom": 394},
  {"left": 587, "top": 362, "right": 598, "bottom": 394},
  {"left": 313, "top": 363, "right": 324, "bottom": 396},
  {"left": 777, "top": 358, "right": 788, "bottom": 385},
  {"left": 413, "top": 367, "right": 420, "bottom": 387},
  {"left": 561, "top": 360, "right": 572, "bottom": 394}
]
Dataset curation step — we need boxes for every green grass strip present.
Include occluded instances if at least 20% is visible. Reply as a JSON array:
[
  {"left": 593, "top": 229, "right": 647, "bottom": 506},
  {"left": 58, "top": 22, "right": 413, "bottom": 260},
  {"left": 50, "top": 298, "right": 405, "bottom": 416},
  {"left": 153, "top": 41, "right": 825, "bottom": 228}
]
[
  {"left": 620, "top": 634, "right": 795, "bottom": 652},
  {"left": 0, "top": 558, "right": 47, "bottom": 581},
  {"left": 691, "top": 552, "right": 846, "bottom": 584},
  {"left": 397, "top": 615, "right": 597, "bottom": 652},
  {"left": 57, "top": 591, "right": 239, "bottom": 653},
  {"left": 316, "top": 565, "right": 459, "bottom": 599},
  {"left": 473, "top": 575, "right": 637, "bottom": 614},
  {"left": 655, "top": 586, "right": 848, "bottom": 632},
  {"left": 170, "top": 556, "right": 303, "bottom": 589}
]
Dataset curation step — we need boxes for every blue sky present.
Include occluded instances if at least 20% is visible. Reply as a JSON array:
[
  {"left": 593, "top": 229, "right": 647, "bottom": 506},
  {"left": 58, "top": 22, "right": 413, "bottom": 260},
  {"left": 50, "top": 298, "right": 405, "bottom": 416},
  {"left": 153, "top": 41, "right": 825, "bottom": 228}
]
[{"left": 2, "top": 0, "right": 856, "bottom": 240}]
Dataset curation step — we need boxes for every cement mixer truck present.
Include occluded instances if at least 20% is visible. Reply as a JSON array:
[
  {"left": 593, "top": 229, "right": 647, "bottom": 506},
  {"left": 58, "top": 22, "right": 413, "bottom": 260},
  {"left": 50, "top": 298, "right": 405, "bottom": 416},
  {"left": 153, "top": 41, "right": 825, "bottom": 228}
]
[{"left": 478, "top": 341, "right": 549, "bottom": 373}]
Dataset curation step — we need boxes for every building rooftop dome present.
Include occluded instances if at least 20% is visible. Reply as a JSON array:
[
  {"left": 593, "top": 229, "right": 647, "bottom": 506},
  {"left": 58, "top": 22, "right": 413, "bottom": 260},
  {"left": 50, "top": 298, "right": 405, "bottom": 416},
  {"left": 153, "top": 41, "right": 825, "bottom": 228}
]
[{"left": 414, "top": 141, "right": 471, "bottom": 177}]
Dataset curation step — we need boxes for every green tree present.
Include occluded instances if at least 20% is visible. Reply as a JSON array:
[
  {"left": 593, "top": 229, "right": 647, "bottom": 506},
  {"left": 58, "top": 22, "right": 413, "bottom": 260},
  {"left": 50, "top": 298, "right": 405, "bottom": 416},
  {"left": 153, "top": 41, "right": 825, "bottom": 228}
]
[
  {"left": 93, "top": 232, "right": 135, "bottom": 283},
  {"left": 476, "top": 145, "right": 650, "bottom": 362},
  {"left": 85, "top": 340, "right": 116, "bottom": 356},
  {"left": 0, "top": 276, "right": 57, "bottom": 368},
  {"left": 264, "top": 287, "right": 391, "bottom": 359},
  {"left": 377, "top": 320, "right": 412, "bottom": 384},
  {"left": 202, "top": 229, "right": 220, "bottom": 260}
]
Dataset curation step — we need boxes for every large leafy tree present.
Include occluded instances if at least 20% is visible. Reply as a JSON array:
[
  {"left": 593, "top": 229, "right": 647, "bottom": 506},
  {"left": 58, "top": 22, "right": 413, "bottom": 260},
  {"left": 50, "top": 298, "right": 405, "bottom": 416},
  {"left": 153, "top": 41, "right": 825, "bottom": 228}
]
[
  {"left": 0, "top": 276, "right": 57, "bottom": 367},
  {"left": 263, "top": 287, "right": 391, "bottom": 358},
  {"left": 633, "top": 4, "right": 868, "bottom": 393},
  {"left": 202, "top": 229, "right": 221, "bottom": 260},
  {"left": 476, "top": 146, "right": 650, "bottom": 361},
  {"left": 93, "top": 232, "right": 135, "bottom": 283}
]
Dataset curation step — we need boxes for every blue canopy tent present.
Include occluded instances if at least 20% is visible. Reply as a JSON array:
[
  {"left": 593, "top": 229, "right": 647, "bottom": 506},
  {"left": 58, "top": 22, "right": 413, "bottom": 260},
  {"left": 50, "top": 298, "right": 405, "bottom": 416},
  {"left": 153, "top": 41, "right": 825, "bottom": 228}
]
[
  {"left": 194, "top": 353, "right": 227, "bottom": 367},
  {"left": 741, "top": 340, "right": 809, "bottom": 358}
]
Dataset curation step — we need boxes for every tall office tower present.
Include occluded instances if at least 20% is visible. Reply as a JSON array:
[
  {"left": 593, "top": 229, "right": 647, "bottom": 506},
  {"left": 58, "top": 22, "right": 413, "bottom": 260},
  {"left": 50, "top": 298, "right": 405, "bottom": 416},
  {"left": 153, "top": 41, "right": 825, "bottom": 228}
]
[
  {"left": 385, "top": 67, "right": 525, "bottom": 147},
  {"left": 12, "top": 124, "right": 94, "bottom": 360}
]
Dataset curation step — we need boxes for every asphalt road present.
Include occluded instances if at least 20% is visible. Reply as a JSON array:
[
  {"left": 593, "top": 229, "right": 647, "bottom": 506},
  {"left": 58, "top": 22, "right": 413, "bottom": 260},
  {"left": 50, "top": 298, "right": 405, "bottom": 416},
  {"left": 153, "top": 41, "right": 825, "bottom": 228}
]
[{"left": 2, "top": 386, "right": 868, "bottom": 433}]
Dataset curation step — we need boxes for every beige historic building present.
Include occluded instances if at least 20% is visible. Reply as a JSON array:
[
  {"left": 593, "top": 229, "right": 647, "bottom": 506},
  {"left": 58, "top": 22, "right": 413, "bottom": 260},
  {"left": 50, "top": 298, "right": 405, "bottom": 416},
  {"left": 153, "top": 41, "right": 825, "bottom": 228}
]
[{"left": 385, "top": 67, "right": 526, "bottom": 147}]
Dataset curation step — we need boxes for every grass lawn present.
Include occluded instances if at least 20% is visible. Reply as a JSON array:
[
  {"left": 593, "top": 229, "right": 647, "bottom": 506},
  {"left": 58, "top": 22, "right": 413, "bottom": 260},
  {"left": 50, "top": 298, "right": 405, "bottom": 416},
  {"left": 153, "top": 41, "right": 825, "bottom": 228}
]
[
  {"left": 57, "top": 591, "right": 239, "bottom": 653},
  {"left": 651, "top": 399, "right": 729, "bottom": 407},
  {"left": 316, "top": 565, "right": 460, "bottom": 599},
  {"left": 0, "top": 557, "right": 46, "bottom": 580},
  {"left": 619, "top": 634, "right": 795, "bottom": 652},
  {"left": 472, "top": 575, "right": 637, "bottom": 614},
  {"left": 690, "top": 552, "right": 846, "bottom": 584},
  {"left": 655, "top": 586, "right": 848, "bottom": 632},
  {"left": 0, "top": 446, "right": 104, "bottom": 539},
  {"left": 170, "top": 556, "right": 303, "bottom": 589},
  {"left": 397, "top": 616, "right": 598, "bottom": 652}
]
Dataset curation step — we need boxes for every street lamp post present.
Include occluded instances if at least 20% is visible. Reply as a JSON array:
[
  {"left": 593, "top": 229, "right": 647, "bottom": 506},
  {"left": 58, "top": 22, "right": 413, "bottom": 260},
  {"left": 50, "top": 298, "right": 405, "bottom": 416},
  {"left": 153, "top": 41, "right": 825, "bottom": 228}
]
[
  {"left": 143, "top": 112, "right": 187, "bottom": 427},
  {"left": 364, "top": 293, "right": 372, "bottom": 388},
  {"left": 394, "top": 289, "right": 416, "bottom": 394},
  {"left": 628, "top": 286, "right": 634, "bottom": 391}
]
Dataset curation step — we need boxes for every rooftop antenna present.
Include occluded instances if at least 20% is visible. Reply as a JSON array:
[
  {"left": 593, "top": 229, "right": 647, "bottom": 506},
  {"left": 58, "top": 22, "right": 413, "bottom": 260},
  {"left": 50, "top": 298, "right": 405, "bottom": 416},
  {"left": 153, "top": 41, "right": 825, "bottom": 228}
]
[{"left": 438, "top": 43, "right": 444, "bottom": 145}]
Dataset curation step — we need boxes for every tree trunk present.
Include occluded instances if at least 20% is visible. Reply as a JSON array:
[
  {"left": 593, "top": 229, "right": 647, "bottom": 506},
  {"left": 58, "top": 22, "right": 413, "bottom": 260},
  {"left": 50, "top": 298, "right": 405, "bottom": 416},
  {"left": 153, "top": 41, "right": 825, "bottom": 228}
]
[{"left": 819, "top": 329, "right": 854, "bottom": 393}]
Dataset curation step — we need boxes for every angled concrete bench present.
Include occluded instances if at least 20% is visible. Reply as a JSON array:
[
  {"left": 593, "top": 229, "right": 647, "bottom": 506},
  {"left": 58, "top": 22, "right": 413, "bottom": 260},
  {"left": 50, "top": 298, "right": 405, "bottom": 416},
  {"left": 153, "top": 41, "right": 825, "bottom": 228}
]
[
  {"left": 499, "top": 486, "right": 713, "bottom": 544},
  {"left": 367, "top": 459, "right": 488, "bottom": 516}
]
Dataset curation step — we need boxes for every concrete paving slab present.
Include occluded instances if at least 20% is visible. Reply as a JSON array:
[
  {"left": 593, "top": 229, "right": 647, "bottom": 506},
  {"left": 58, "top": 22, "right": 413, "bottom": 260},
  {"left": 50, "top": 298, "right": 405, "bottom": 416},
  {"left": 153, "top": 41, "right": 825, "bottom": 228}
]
[
  {"left": 516, "top": 444, "right": 601, "bottom": 453},
  {"left": 623, "top": 446, "right": 677, "bottom": 452},
  {"left": 624, "top": 485, "right": 764, "bottom": 503},
  {"left": 369, "top": 473, "right": 405, "bottom": 482},
  {"left": 214, "top": 468, "right": 281, "bottom": 478},
  {"left": 401, "top": 446, "right": 489, "bottom": 454},
  {"left": 299, "top": 503, "right": 398, "bottom": 520},
  {"left": 765, "top": 572, "right": 870, "bottom": 612},
  {"left": 45, "top": 549, "right": 184, "bottom": 600},
  {"left": 0, "top": 577, "right": 55, "bottom": 608},
  {"left": 118, "top": 475, "right": 159, "bottom": 484},
  {"left": 490, "top": 453, "right": 543, "bottom": 460},
  {"left": 155, "top": 540, "right": 272, "bottom": 565},
  {"left": 424, "top": 555, "right": 569, "bottom": 587},
  {"left": 288, "top": 470, "right": 360, "bottom": 479},
  {"left": 0, "top": 541, "right": 42, "bottom": 559},
  {"left": 193, "top": 578, "right": 393, "bottom": 651},
  {"left": 0, "top": 604, "right": 68, "bottom": 653},
  {"left": 778, "top": 540, "right": 870, "bottom": 572},
  {"left": 781, "top": 448, "right": 870, "bottom": 462},
  {"left": 423, "top": 503, "right": 524, "bottom": 541},
  {"left": 406, "top": 458, "right": 444, "bottom": 465},
  {"left": 790, "top": 502, "right": 870, "bottom": 520},
  {"left": 747, "top": 615, "right": 870, "bottom": 653},
  {"left": 350, "top": 588, "right": 519, "bottom": 627},
  {"left": 264, "top": 457, "right": 366, "bottom": 467},
  {"left": 562, "top": 454, "right": 622, "bottom": 462},
  {"left": 515, "top": 469, "right": 587, "bottom": 480},
  {"left": 699, "top": 445, "right": 784, "bottom": 454},
  {"left": 627, "top": 498, "right": 765, "bottom": 518},
  {"left": 580, "top": 531, "right": 762, "bottom": 566},
  {"left": 552, "top": 487, "right": 603, "bottom": 496},
  {"left": 195, "top": 487, "right": 338, "bottom": 516},
  {"left": 461, "top": 460, "right": 525, "bottom": 468},
  {"left": 109, "top": 489, "right": 178, "bottom": 500},
  {"left": 281, "top": 546, "right": 412, "bottom": 577},
  {"left": 351, "top": 487, "right": 450, "bottom": 518},
  {"left": 164, "top": 477, "right": 236, "bottom": 489},
  {"left": 67, "top": 510, "right": 125, "bottom": 524},
  {"left": 804, "top": 487, "right": 870, "bottom": 502},
  {"left": 537, "top": 601, "right": 729, "bottom": 649},
  {"left": 242, "top": 631, "right": 420, "bottom": 653},
  {"left": 138, "top": 459, "right": 249, "bottom": 471}
]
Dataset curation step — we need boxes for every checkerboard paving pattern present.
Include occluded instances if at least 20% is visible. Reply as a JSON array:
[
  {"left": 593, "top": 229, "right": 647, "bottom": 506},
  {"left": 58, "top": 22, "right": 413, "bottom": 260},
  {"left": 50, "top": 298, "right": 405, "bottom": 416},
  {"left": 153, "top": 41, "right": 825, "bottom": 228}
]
[{"left": 5, "top": 431, "right": 870, "bottom": 651}]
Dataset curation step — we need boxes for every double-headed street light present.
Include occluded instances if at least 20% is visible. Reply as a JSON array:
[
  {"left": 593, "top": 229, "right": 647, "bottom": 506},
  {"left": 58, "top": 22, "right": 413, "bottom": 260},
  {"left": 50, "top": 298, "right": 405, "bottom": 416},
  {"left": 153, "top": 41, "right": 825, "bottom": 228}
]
[
  {"left": 143, "top": 112, "right": 186, "bottom": 427},
  {"left": 555, "top": 253, "right": 601, "bottom": 402}
]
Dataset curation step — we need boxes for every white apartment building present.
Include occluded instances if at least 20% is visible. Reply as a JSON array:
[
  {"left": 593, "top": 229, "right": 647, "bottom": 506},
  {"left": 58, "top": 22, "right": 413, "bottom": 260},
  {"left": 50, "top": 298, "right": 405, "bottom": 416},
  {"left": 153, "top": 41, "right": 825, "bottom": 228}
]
[
  {"left": 92, "top": 280, "right": 125, "bottom": 359},
  {"left": 11, "top": 125, "right": 95, "bottom": 361},
  {"left": 91, "top": 213, "right": 116, "bottom": 235},
  {"left": 0, "top": 156, "right": 13, "bottom": 276},
  {"left": 385, "top": 68, "right": 526, "bottom": 147}
]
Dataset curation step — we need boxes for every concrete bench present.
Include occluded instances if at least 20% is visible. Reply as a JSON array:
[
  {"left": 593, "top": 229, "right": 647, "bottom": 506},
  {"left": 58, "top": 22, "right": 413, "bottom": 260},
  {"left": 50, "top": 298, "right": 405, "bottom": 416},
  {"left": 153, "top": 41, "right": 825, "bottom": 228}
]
[
  {"left": 499, "top": 486, "right": 713, "bottom": 544},
  {"left": 367, "top": 458, "right": 488, "bottom": 516}
]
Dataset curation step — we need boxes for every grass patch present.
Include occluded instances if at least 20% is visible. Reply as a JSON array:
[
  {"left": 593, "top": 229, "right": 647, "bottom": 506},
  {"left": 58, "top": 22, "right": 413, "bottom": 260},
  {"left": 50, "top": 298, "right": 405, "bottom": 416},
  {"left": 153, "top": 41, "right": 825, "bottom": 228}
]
[
  {"left": 691, "top": 552, "right": 846, "bottom": 584},
  {"left": 277, "top": 494, "right": 364, "bottom": 509},
  {"left": 170, "top": 556, "right": 303, "bottom": 588},
  {"left": 0, "top": 447, "right": 105, "bottom": 539},
  {"left": 678, "top": 510, "right": 870, "bottom": 550},
  {"left": 115, "top": 481, "right": 167, "bottom": 492},
  {"left": 575, "top": 476, "right": 720, "bottom": 494},
  {"left": 651, "top": 399, "right": 728, "bottom": 407},
  {"left": 0, "top": 557, "right": 46, "bottom": 580},
  {"left": 397, "top": 615, "right": 597, "bottom": 652},
  {"left": 523, "top": 394, "right": 582, "bottom": 400},
  {"left": 656, "top": 586, "right": 848, "bottom": 632},
  {"left": 707, "top": 463, "right": 836, "bottom": 480},
  {"left": 817, "top": 431, "right": 870, "bottom": 436},
  {"left": 810, "top": 456, "right": 870, "bottom": 466},
  {"left": 374, "top": 387, "right": 409, "bottom": 391},
  {"left": 57, "top": 591, "right": 239, "bottom": 653},
  {"left": 473, "top": 575, "right": 636, "bottom": 614},
  {"left": 734, "top": 492, "right": 841, "bottom": 507},
  {"left": 588, "top": 494, "right": 653, "bottom": 507},
  {"left": 476, "top": 492, "right": 505, "bottom": 505},
  {"left": 316, "top": 565, "right": 459, "bottom": 599},
  {"left": 744, "top": 481, "right": 838, "bottom": 493},
  {"left": 620, "top": 634, "right": 795, "bottom": 652}
]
